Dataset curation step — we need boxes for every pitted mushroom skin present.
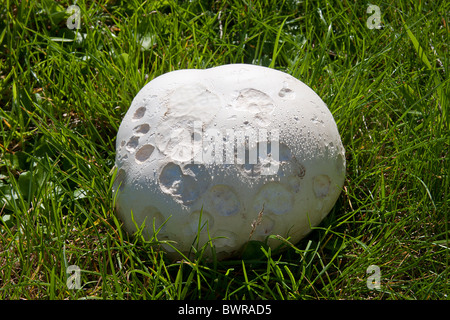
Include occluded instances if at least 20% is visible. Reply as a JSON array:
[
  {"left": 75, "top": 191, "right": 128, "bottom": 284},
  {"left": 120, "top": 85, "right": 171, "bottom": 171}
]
[{"left": 113, "top": 64, "right": 346, "bottom": 260}]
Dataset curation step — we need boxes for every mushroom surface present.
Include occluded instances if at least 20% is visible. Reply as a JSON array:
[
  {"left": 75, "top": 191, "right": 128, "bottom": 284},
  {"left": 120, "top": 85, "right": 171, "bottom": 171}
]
[{"left": 113, "top": 64, "right": 346, "bottom": 260}]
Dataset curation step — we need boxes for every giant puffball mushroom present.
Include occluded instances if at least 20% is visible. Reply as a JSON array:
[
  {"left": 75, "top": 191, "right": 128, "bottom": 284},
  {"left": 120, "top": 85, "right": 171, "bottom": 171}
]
[{"left": 113, "top": 64, "right": 346, "bottom": 260}]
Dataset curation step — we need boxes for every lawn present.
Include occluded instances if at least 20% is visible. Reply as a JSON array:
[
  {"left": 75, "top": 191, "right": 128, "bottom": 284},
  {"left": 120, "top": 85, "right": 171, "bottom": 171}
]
[{"left": 0, "top": 0, "right": 448, "bottom": 300}]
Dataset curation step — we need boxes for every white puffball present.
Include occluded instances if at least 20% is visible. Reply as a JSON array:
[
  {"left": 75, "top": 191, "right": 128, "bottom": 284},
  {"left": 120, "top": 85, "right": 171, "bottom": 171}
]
[{"left": 113, "top": 64, "right": 345, "bottom": 260}]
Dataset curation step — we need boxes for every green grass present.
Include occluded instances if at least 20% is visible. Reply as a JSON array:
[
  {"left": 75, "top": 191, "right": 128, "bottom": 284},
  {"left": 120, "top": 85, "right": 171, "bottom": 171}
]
[{"left": 0, "top": 0, "right": 448, "bottom": 300}]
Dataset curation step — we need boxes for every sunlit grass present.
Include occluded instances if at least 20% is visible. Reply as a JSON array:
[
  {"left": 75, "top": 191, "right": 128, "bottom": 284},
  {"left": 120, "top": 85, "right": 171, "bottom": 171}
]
[{"left": 0, "top": 0, "right": 448, "bottom": 299}]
